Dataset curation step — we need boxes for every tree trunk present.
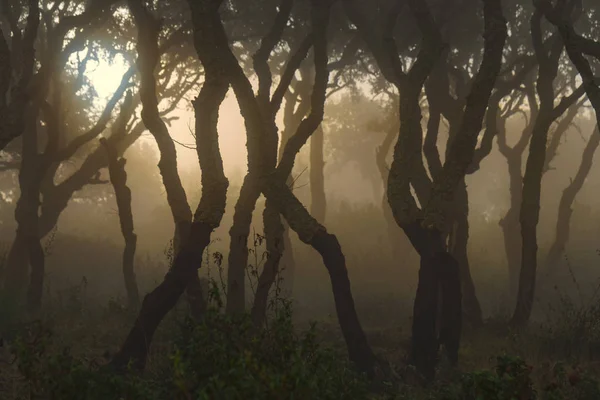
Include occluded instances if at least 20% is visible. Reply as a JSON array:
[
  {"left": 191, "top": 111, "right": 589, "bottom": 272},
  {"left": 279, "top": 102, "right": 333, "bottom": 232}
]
[
  {"left": 261, "top": 177, "right": 378, "bottom": 375},
  {"left": 278, "top": 224, "right": 295, "bottom": 297},
  {"left": 500, "top": 152, "right": 523, "bottom": 299},
  {"left": 101, "top": 135, "right": 140, "bottom": 309},
  {"left": 310, "top": 124, "right": 326, "bottom": 223},
  {"left": 7, "top": 102, "right": 45, "bottom": 311},
  {"left": 186, "top": 0, "right": 377, "bottom": 376},
  {"left": 122, "top": 233, "right": 139, "bottom": 309},
  {"left": 25, "top": 233, "right": 45, "bottom": 313},
  {"left": 310, "top": 230, "right": 376, "bottom": 370},
  {"left": 251, "top": 199, "right": 284, "bottom": 327},
  {"left": 225, "top": 176, "right": 261, "bottom": 314},
  {"left": 110, "top": 19, "right": 230, "bottom": 366},
  {"left": 545, "top": 127, "right": 599, "bottom": 273},
  {"left": 110, "top": 222, "right": 213, "bottom": 370},
  {"left": 128, "top": 0, "right": 208, "bottom": 318},
  {"left": 449, "top": 179, "right": 483, "bottom": 327},
  {"left": 512, "top": 10, "right": 584, "bottom": 327}
]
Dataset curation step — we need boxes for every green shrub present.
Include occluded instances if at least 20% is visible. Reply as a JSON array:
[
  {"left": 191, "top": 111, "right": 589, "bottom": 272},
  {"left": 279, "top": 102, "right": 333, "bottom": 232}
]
[
  {"left": 440, "top": 355, "right": 536, "bottom": 400},
  {"left": 10, "top": 294, "right": 369, "bottom": 399}
]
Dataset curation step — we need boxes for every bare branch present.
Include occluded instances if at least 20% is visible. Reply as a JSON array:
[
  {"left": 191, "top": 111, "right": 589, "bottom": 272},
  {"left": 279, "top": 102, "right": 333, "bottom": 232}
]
[
  {"left": 270, "top": 34, "right": 313, "bottom": 117},
  {"left": 253, "top": 0, "right": 294, "bottom": 108}
]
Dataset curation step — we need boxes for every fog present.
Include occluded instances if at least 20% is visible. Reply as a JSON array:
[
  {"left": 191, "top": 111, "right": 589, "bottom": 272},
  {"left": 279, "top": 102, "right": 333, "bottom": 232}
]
[{"left": 2, "top": 0, "right": 600, "bottom": 396}]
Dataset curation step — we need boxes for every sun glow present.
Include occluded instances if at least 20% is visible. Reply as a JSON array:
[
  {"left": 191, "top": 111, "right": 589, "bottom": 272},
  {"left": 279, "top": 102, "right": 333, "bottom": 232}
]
[{"left": 85, "top": 53, "right": 131, "bottom": 100}]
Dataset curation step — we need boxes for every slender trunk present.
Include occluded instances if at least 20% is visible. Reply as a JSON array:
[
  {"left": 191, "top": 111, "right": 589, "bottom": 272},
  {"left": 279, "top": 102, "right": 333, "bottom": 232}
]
[
  {"left": 546, "top": 127, "right": 599, "bottom": 273},
  {"left": 511, "top": 115, "right": 554, "bottom": 327},
  {"left": 376, "top": 126, "right": 412, "bottom": 264},
  {"left": 278, "top": 224, "right": 295, "bottom": 297},
  {"left": 274, "top": 90, "right": 307, "bottom": 298},
  {"left": 225, "top": 175, "right": 261, "bottom": 314},
  {"left": 449, "top": 180, "right": 483, "bottom": 327},
  {"left": 310, "top": 230, "right": 375, "bottom": 370},
  {"left": 261, "top": 177, "right": 377, "bottom": 374},
  {"left": 310, "top": 124, "right": 326, "bottom": 223},
  {"left": 122, "top": 233, "right": 139, "bottom": 308},
  {"left": 102, "top": 136, "right": 140, "bottom": 309},
  {"left": 251, "top": 199, "right": 284, "bottom": 327},
  {"left": 512, "top": 11, "right": 584, "bottom": 327},
  {"left": 500, "top": 152, "right": 523, "bottom": 298}
]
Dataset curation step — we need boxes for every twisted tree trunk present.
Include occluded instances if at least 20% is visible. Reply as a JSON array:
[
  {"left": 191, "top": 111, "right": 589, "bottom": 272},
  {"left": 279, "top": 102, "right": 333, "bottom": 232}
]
[
  {"left": 100, "top": 96, "right": 140, "bottom": 308},
  {"left": 545, "top": 127, "right": 600, "bottom": 272},
  {"left": 127, "top": 0, "right": 207, "bottom": 318},
  {"left": 110, "top": 42, "right": 230, "bottom": 370},
  {"left": 187, "top": 0, "right": 378, "bottom": 375}
]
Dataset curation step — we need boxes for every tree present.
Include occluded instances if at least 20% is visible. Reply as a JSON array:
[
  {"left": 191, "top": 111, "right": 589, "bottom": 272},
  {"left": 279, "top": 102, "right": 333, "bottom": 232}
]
[
  {"left": 2, "top": 0, "right": 135, "bottom": 310},
  {"left": 224, "top": 0, "right": 361, "bottom": 314},
  {"left": 100, "top": 93, "right": 140, "bottom": 309},
  {"left": 511, "top": 2, "right": 587, "bottom": 327},
  {"left": 538, "top": 0, "right": 600, "bottom": 126},
  {"left": 344, "top": 0, "right": 507, "bottom": 379},
  {"left": 0, "top": 0, "right": 39, "bottom": 151},
  {"left": 110, "top": 0, "right": 231, "bottom": 368},
  {"left": 205, "top": 0, "right": 378, "bottom": 374}
]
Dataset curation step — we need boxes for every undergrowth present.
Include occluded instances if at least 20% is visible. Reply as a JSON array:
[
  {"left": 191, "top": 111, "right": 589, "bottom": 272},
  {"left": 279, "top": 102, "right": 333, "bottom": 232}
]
[{"left": 7, "top": 286, "right": 369, "bottom": 400}]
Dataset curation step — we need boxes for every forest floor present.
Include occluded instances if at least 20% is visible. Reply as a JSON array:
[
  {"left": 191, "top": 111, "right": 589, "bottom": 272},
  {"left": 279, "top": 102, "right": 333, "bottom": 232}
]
[{"left": 2, "top": 285, "right": 600, "bottom": 399}]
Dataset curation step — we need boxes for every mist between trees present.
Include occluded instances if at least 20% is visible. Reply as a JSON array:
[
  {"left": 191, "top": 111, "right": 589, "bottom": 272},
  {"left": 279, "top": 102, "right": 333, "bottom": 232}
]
[{"left": 1, "top": 0, "right": 600, "bottom": 397}]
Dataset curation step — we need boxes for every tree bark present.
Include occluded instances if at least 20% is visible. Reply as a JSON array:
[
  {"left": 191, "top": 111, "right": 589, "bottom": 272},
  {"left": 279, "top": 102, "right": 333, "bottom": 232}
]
[
  {"left": 350, "top": 0, "right": 506, "bottom": 379},
  {"left": 0, "top": 0, "right": 39, "bottom": 151},
  {"left": 250, "top": 199, "right": 285, "bottom": 327},
  {"left": 425, "top": 59, "right": 484, "bottom": 328},
  {"left": 127, "top": 0, "right": 207, "bottom": 318},
  {"left": 512, "top": 10, "right": 585, "bottom": 327},
  {"left": 187, "top": 0, "right": 378, "bottom": 375},
  {"left": 110, "top": 223, "right": 214, "bottom": 370},
  {"left": 500, "top": 151, "right": 524, "bottom": 298},
  {"left": 226, "top": 1, "right": 309, "bottom": 315},
  {"left": 110, "top": 21, "right": 230, "bottom": 368},
  {"left": 275, "top": 86, "right": 310, "bottom": 297},
  {"left": 535, "top": 1, "right": 600, "bottom": 272},
  {"left": 545, "top": 126, "right": 600, "bottom": 272},
  {"left": 449, "top": 178, "right": 483, "bottom": 327},
  {"left": 225, "top": 176, "right": 261, "bottom": 314},
  {"left": 310, "top": 124, "right": 326, "bottom": 223},
  {"left": 100, "top": 96, "right": 140, "bottom": 308}
]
